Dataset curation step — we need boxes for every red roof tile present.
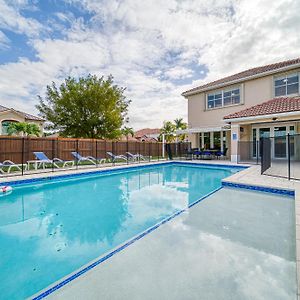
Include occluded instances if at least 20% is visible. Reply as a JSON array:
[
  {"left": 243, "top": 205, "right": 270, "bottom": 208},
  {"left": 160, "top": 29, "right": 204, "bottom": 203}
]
[
  {"left": 223, "top": 97, "right": 300, "bottom": 120},
  {"left": 135, "top": 128, "right": 160, "bottom": 137},
  {"left": 183, "top": 58, "right": 300, "bottom": 95}
]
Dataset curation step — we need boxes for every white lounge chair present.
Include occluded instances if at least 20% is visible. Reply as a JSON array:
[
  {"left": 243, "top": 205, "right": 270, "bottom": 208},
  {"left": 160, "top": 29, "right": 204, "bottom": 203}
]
[
  {"left": 33, "top": 152, "right": 74, "bottom": 168},
  {"left": 71, "top": 152, "right": 105, "bottom": 165},
  {"left": 107, "top": 152, "right": 127, "bottom": 163},
  {"left": 0, "top": 160, "right": 27, "bottom": 173},
  {"left": 126, "top": 152, "right": 146, "bottom": 161}
]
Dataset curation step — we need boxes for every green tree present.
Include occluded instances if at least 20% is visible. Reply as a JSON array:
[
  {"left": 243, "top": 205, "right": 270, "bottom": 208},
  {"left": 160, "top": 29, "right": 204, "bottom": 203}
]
[
  {"left": 8, "top": 122, "right": 40, "bottom": 137},
  {"left": 174, "top": 118, "right": 187, "bottom": 141},
  {"left": 121, "top": 126, "right": 134, "bottom": 141},
  {"left": 160, "top": 121, "right": 176, "bottom": 142},
  {"left": 36, "top": 74, "right": 131, "bottom": 139}
]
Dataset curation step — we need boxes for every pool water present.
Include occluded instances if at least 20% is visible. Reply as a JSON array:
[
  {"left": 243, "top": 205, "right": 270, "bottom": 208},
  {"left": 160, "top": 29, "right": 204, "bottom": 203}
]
[{"left": 0, "top": 163, "right": 240, "bottom": 299}]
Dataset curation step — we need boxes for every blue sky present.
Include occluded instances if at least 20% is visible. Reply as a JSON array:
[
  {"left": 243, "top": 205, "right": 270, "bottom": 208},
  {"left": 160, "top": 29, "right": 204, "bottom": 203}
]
[{"left": 0, "top": 0, "right": 300, "bottom": 129}]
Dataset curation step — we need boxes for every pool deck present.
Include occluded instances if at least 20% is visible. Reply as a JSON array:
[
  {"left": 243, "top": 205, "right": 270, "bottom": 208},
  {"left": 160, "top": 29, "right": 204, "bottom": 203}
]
[{"left": 4, "top": 160, "right": 299, "bottom": 299}]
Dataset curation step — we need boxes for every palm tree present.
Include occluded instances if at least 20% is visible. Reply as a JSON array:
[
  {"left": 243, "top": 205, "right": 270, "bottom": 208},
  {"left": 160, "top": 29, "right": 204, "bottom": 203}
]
[
  {"left": 174, "top": 118, "right": 187, "bottom": 142},
  {"left": 160, "top": 121, "right": 176, "bottom": 143},
  {"left": 121, "top": 126, "right": 134, "bottom": 141},
  {"left": 8, "top": 122, "right": 40, "bottom": 137}
]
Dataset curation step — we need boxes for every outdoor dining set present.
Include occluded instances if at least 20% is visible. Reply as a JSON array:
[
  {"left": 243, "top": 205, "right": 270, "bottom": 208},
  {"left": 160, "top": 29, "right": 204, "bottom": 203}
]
[{"left": 186, "top": 148, "right": 228, "bottom": 160}]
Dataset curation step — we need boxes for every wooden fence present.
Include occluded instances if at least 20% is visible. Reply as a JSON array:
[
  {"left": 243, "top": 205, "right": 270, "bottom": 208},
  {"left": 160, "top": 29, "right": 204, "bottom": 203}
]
[{"left": 0, "top": 136, "right": 190, "bottom": 164}]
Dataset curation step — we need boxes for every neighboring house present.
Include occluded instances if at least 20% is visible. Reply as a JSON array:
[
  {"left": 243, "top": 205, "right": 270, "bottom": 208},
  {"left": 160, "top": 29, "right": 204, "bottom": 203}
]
[
  {"left": 135, "top": 128, "right": 160, "bottom": 141},
  {"left": 0, "top": 105, "right": 44, "bottom": 135},
  {"left": 182, "top": 57, "right": 300, "bottom": 162}
]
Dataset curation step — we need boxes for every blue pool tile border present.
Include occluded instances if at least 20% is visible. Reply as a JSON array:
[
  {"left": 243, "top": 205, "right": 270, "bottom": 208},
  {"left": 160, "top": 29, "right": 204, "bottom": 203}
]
[
  {"left": 32, "top": 186, "right": 223, "bottom": 299},
  {"left": 222, "top": 181, "right": 295, "bottom": 196},
  {"left": 0, "top": 161, "right": 246, "bottom": 187}
]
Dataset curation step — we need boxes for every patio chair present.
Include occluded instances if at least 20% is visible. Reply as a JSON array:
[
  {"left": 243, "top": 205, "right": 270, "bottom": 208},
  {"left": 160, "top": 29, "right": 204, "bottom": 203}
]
[
  {"left": 202, "top": 150, "right": 213, "bottom": 159},
  {"left": 193, "top": 149, "right": 202, "bottom": 159},
  {"left": 107, "top": 152, "right": 128, "bottom": 163},
  {"left": 71, "top": 152, "right": 106, "bottom": 165},
  {"left": 0, "top": 160, "right": 27, "bottom": 173},
  {"left": 126, "top": 152, "right": 146, "bottom": 161},
  {"left": 33, "top": 152, "right": 74, "bottom": 168},
  {"left": 215, "top": 148, "right": 228, "bottom": 159}
]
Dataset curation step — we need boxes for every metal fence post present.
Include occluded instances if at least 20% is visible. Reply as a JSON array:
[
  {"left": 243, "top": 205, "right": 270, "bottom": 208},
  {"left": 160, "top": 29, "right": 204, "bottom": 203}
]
[
  {"left": 138, "top": 142, "right": 141, "bottom": 163},
  {"left": 21, "top": 137, "right": 25, "bottom": 176},
  {"left": 149, "top": 142, "right": 151, "bottom": 162},
  {"left": 112, "top": 141, "right": 115, "bottom": 166},
  {"left": 76, "top": 139, "right": 79, "bottom": 169},
  {"left": 288, "top": 133, "right": 291, "bottom": 180},
  {"left": 256, "top": 140, "right": 259, "bottom": 165},
  {"left": 52, "top": 139, "right": 55, "bottom": 172},
  {"left": 104, "top": 140, "right": 107, "bottom": 163},
  {"left": 95, "top": 139, "right": 98, "bottom": 168},
  {"left": 126, "top": 138, "right": 129, "bottom": 165}
]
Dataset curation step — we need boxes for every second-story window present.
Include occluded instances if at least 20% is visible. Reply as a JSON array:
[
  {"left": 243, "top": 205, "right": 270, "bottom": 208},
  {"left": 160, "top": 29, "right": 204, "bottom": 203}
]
[
  {"left": 207, "top": 92, "right": 222, "bottom": 109},
  {"left": 274, "top": 73, "right": 299, "bottom": 97},
  {"left": 207, "top": 87, "right": 240, "bottom": 109},
  {"left": 224, "top": 88, "right": 240, "bottom": 106}
]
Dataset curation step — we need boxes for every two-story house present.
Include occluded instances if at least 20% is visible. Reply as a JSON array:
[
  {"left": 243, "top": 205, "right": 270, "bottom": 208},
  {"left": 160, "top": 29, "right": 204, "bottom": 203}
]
[{"left": 181, "top": 58, "right": 300, "bottom": 162}]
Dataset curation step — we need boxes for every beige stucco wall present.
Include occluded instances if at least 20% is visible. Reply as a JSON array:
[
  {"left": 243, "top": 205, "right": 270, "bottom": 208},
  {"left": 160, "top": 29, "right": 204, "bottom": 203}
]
[
  {"left": 187, "top": 67, "right": 300, "bottom": 128},
  {"left": 0, "top": 111, "right": 44, "bottom": 135}
]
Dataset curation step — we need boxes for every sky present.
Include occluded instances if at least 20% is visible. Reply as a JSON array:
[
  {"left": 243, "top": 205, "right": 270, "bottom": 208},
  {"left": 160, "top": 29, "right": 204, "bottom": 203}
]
[{"left": 0, "top": 0, "right": 300, "bottom": 130}]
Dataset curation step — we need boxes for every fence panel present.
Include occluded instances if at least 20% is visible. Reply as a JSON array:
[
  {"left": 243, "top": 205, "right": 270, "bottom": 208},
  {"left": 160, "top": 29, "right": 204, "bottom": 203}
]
[
  {"left": 0, "top": 136, "right": 188, "bottom": 177},
  {"left": 260, "top": 133, "right": 300, "bottom": 180}
]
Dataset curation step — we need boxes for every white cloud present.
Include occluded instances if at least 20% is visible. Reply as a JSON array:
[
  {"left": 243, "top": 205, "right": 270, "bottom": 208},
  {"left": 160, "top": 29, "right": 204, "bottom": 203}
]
[
  {"left": 0, "top": 0, "right": 42, "bottom": 37},
  {"left": 0, "top": 0, "right": 300, "bottom": 129}
]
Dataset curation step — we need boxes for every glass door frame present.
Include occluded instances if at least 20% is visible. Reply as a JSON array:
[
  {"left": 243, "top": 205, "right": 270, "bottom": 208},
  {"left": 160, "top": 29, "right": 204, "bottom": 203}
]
[{"left": 251, "top": 122, "right": 295, "bottom": 159}]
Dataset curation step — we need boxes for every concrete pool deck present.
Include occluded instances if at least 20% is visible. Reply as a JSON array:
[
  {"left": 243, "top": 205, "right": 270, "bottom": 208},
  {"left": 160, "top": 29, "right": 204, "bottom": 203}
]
[{"left": 3, "top": 160, "right": 299, "bottom": 299}]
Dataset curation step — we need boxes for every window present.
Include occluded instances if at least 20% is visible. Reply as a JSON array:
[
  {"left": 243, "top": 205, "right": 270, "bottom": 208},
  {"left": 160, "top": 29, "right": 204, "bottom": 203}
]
[
  {"left": 203, "top": 132, "right": 210, "bottom": 149},
  {"left": 207, "top": 92, "right": 222, "bottom": 109},
  {"left": 207, "top": 87, "right": 240, "bottom": 109},
  {"left": 213, "top": 132, "right": 221, "bottom": 149},
  {"left": 223, "top": 88, "right": 240, "bottom": 106},
  {"left": 274, "top": 73, "right": 299, "bottom": 97}
]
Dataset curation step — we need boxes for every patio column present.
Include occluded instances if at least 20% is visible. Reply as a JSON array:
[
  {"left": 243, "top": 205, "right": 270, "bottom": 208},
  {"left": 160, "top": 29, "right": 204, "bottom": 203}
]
[
  {"left": 220, "top": 130, "right": 224, "bottom": 152},
  {"left": 210, "top": 132, "right": 214, "bottom": 149},
  {"left": 230, "top": 124, "right": 240, "bottom": 163}
]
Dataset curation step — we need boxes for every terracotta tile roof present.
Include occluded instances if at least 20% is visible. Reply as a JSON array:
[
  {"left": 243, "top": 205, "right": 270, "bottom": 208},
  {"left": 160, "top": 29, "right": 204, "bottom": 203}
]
[
  {"left": 136, "top": 135, "right": 158, "bottom": 142},
  {"left": 183, "top": 58, "right": 300, "bottom": 95},
  {"left": 0, "top": 104, "right": 44, "bottom": 121},
  {"left": 119, "top": 135, "right": 139, "bottom": 141},
  {"left": 223, "top": 97, "right": 300, "bottom": 120},
  {"left": 135, "top": 128, "right": 160, "bottom": 137}
]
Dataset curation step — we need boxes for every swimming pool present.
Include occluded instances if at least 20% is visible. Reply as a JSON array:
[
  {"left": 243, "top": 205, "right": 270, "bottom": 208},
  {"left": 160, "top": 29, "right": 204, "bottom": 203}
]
[{"left": 0, "top": 162, "right": 242, "bottom": 299}]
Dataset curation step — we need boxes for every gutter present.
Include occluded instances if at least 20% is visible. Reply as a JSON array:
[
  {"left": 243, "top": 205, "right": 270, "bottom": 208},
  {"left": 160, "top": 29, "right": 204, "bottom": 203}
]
[{"left": 182, "top": 62, "right": 300, "bottom": 97}]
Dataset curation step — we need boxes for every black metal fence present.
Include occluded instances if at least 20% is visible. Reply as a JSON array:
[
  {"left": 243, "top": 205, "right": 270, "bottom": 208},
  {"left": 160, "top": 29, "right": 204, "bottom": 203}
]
[
  {"left": 0, "top": 136, "right": 191, "bottom": 178},
  {"left": 260, "top": 133, "right": 300, "bottom": 180}
]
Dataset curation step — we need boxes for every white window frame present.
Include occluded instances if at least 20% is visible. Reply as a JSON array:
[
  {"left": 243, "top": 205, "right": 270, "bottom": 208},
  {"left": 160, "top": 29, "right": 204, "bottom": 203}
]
[
  {"left": 206, "top": 85, "right": 242, "bottom": 110},
  {"left": 273, "top": 72, "right": 300, "bottom": 97}
]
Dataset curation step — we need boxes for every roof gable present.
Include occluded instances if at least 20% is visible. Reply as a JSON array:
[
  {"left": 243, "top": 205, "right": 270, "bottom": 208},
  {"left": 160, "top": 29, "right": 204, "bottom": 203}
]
[{"left": 0, "top": 105, "right": 44, "bottom": 121}]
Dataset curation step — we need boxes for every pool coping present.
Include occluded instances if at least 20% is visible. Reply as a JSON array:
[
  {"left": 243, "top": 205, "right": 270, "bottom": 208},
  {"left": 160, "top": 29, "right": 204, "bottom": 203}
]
[{"left": 14, "top": 160, "right": 300, "bottom": 300}]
